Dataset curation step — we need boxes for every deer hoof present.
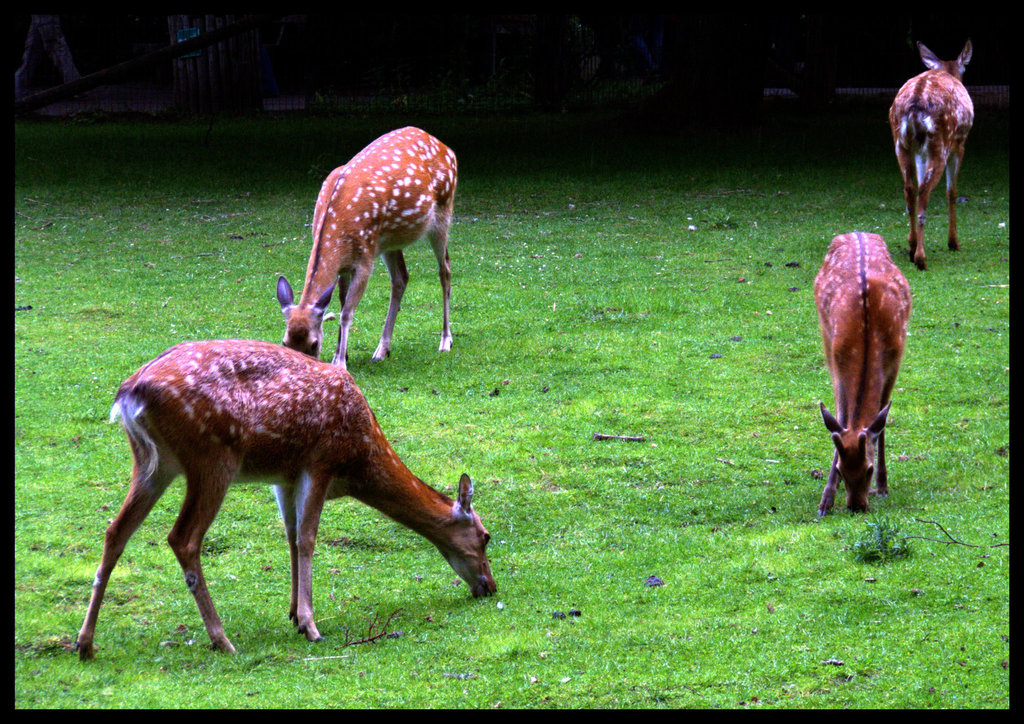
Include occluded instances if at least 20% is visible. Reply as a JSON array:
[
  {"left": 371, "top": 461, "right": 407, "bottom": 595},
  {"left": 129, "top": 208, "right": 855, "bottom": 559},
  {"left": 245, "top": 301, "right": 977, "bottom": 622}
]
[{"left": 76, "top": 639, "right": 95, "bottom": 661}]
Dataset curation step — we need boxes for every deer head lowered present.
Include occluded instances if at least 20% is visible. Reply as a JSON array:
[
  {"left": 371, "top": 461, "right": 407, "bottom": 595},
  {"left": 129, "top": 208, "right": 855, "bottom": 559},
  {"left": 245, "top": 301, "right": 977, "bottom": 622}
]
[
  {"left": 76, "top": 339, "right": 495, "bottom": 660},
  {"left": 277, "top": 126, "right": 457, "bottom": 369},
  {"left": 814, "top": 233, "right": 912, "bottom": 515}
]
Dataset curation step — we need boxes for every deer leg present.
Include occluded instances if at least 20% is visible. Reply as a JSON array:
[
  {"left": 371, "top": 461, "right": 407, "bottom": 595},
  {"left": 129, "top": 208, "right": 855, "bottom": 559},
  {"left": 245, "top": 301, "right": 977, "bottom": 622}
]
[
  {"left": 946, "top": 147, "right": 964, "bottom": 251},
  {"left": 372, "top": 250, "right": 408, "bottom": 362},
  {"left": 897, "top": 146, "right": 924, "bottom": 269},
  {"left": 291, "top": 471, "right": 329, "bottom": 642},
  {"left": 912, "top": 184, "right": 934, "bottom": 271},
  {"left": 428, "top": 217, "right": 453, "bottom": 353},
  {"left": 817, "top": 449, "right": 841, "bottom": 517},
  {"left": 77, "top": 459, "right": 176, "bottom": 660},
  {"left": 272, "top": 484, "right": 300, "bottom": 624},
  {"left": 873, "top": 429, "right": 889, "bottom": 498},
  {"left": 167, "top": 460, "right": 237, "bottom": 654},
  {"left": 333, "top": 263, "right": 373, "bottom": 369},
  {"left": 913, "top": 151, "right": 949, "bottom": 271},
  {"left": 334, "top": 269, "right": 352, "bottom": 310},
  {"left": 910, "top": 151, "right": 935, "bottom": 271}
]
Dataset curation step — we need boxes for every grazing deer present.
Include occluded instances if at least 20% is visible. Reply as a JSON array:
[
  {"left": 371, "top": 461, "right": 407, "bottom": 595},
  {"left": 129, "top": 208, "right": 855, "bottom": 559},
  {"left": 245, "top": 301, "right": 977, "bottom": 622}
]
[
  {"left": 277, "top": 126, "right": 457, "bottom": 369},
  {"left": 814, "top": 233, "right": 912, "bottom": 516},
  {"left": 888, "top": 40, "right": 974, "bottom": 270},
  {"left": 76, "top": 339, "right": 495, "bottom": 660}
]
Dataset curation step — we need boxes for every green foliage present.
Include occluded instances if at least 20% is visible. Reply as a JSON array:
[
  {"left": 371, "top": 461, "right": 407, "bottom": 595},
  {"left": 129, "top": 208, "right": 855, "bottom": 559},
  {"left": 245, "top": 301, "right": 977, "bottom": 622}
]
[
  {"left": 850, "top": 517, "right": 912, "bottom": 564},
  {"left": 14, "top": 106, "right": 1008, "bottom": 708}
]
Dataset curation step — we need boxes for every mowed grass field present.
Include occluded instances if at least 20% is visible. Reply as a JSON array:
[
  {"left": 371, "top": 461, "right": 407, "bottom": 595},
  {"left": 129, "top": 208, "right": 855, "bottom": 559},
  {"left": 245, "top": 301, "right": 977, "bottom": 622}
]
[{"left": 14, "top": 105, "right": 1008, "bottom": 708}]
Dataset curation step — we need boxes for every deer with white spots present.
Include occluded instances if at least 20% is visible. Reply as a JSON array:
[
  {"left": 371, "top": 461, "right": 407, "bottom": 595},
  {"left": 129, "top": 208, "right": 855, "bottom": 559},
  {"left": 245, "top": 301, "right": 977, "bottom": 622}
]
[
  {"left": 276, "top": 126, "right": 457, "bottom": 369},
  {"left": 814, "top": 233, "right": 912, "bottom": 516},
  {"left": 75, "top": 339, "right": 495, "bottom": 660},
  {"left": 889, "top": 40, "right": 973, "bottom": 270}
]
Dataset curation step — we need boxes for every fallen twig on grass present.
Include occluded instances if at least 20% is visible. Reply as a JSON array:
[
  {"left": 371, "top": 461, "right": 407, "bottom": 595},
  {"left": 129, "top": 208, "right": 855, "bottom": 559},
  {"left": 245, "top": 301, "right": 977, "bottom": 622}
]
[
  {"left": 906, "top": 518, "right": 1009, "bottom": 548},
  {"left": 302, "top": 654, "right": 350, "bottom": 661},
  {"left": 592, "top": 433, "right": 646, "bottom": 442},
  {"left": 342, "top": 609, "right": 403, "bottom": 646}
]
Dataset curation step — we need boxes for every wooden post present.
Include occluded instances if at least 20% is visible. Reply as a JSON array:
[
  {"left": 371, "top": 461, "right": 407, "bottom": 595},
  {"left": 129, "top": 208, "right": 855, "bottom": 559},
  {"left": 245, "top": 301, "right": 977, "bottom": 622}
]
[{"left": 169, "top": 13, "right": 261, "bottom": 115}]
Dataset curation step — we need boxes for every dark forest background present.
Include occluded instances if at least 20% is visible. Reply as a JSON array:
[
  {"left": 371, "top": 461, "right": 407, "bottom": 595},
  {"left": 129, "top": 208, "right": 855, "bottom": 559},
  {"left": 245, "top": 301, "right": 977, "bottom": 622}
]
[{"left": 13, "top": 14, "right": 1010, "bottom": 122}]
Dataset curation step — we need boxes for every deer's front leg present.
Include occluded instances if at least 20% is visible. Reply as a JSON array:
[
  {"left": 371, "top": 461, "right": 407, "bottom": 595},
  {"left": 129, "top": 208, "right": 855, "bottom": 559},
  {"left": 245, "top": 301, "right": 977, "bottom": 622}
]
[
  {"left": 817, "top": 450, "right": 841, "bottom": 517},
  {"left": 293, "top": 472, "right": 329, "bottom": 642},
  {"left": 273, "top": 485, "right": 300, "bottom": 624},
  {"left": 334, "top": 264, "right": 373, "bottom": 369},
  {"left": 873, "top": 429, "right": 889, "bottom": 499}
]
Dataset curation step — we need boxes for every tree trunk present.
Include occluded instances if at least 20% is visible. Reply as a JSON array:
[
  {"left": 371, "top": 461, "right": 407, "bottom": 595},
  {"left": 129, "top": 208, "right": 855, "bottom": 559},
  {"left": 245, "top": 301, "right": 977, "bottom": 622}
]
[{"left": 14, "top": 15, "right": 81, "bottom": 99}]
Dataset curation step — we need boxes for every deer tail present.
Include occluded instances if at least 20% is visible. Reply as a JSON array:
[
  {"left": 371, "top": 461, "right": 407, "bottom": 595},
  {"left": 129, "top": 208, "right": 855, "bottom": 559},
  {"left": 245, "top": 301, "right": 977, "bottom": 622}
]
[{"left": 110, "top": 385, "right": 160, "bottom": 482}]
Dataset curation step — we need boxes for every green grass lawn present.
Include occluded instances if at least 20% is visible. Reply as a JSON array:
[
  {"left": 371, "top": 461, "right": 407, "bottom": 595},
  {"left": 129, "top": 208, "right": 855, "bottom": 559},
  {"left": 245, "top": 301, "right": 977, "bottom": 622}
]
[{"left": 14, "top": 105, "right": 1009, "bottom": 708}]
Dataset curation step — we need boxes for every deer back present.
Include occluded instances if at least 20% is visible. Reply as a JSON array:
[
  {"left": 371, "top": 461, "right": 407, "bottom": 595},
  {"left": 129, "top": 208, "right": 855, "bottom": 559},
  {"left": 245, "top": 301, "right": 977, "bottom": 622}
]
[
  {"left": 302, "top": 127, "right": 457, "bottom": 298},
  {"left": 814, "top": 233, "right": 911, "bottom": 440},
  {"left": 115, "top": 339, "right": 380, "bottom": 481}
]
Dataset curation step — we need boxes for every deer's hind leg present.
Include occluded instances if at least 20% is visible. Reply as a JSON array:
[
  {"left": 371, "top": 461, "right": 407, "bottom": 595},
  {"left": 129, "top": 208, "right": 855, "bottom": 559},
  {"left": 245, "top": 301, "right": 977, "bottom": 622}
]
[
  {"left": 166, "top": 455, "right": 238, "bottom": 654},
  {"left": 77, "top": 450, "right": 177, "bottom": 660},
  {"left": 428, "top": 201, "right": 453, "bottom": 353}
]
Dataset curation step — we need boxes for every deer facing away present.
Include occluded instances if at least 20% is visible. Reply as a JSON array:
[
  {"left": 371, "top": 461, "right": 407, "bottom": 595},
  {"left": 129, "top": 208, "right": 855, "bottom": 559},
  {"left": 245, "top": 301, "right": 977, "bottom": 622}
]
[
  {"left": 888, "top": 40, "right": 973, "bottom": 270},
  {"left": 814, "top": 233, "right": 912, "bottom": 516},
  {"left": 277, "top": 126, "right": 457, "bottom": 369},
  {"left": 76, "top": 339, "right": 495, "bottom": 660}
]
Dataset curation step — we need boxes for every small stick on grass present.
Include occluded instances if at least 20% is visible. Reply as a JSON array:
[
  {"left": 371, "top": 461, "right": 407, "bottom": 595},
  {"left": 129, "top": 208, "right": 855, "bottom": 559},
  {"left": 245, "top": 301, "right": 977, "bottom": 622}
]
[
  {"left": 342, "top": 609, "right": 403, "bottom": 647},
  {"left": 907, "top": 518, "right": 1009, "bottom": 548},
  {"left": 592, "top": 433, "right": 646, "bottom": 442}
]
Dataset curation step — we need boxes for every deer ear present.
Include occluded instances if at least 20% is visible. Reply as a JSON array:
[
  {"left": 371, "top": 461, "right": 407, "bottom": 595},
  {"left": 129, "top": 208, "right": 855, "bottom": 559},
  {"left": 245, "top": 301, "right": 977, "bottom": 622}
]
[
  {"left": 868, "top": 402, "right": 891, "bottom": 435},
  {"left": 277, "top": 276, "right": 295, "bottom": 309},
  {"left": 918, "top": 41, "right": 941, "bottom": 70},
  {"left": 958, "top": 40, "right": 973, "bottom": 70},
  {"left": 452, "top": 473, "right": 474, "bottom": 519},
  {"left": 313, "top": 282, "right": 336, "bottom": 313},
  {"left": 820, "top": 402, "right": 844, "bottom": 434}
]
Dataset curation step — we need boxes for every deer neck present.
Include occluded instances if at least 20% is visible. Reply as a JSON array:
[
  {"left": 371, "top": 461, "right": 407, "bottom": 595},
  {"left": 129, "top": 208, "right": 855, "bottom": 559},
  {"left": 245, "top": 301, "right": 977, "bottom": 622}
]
[{"left": 349, "top": 433, "right": 456, "bottom": 548}]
